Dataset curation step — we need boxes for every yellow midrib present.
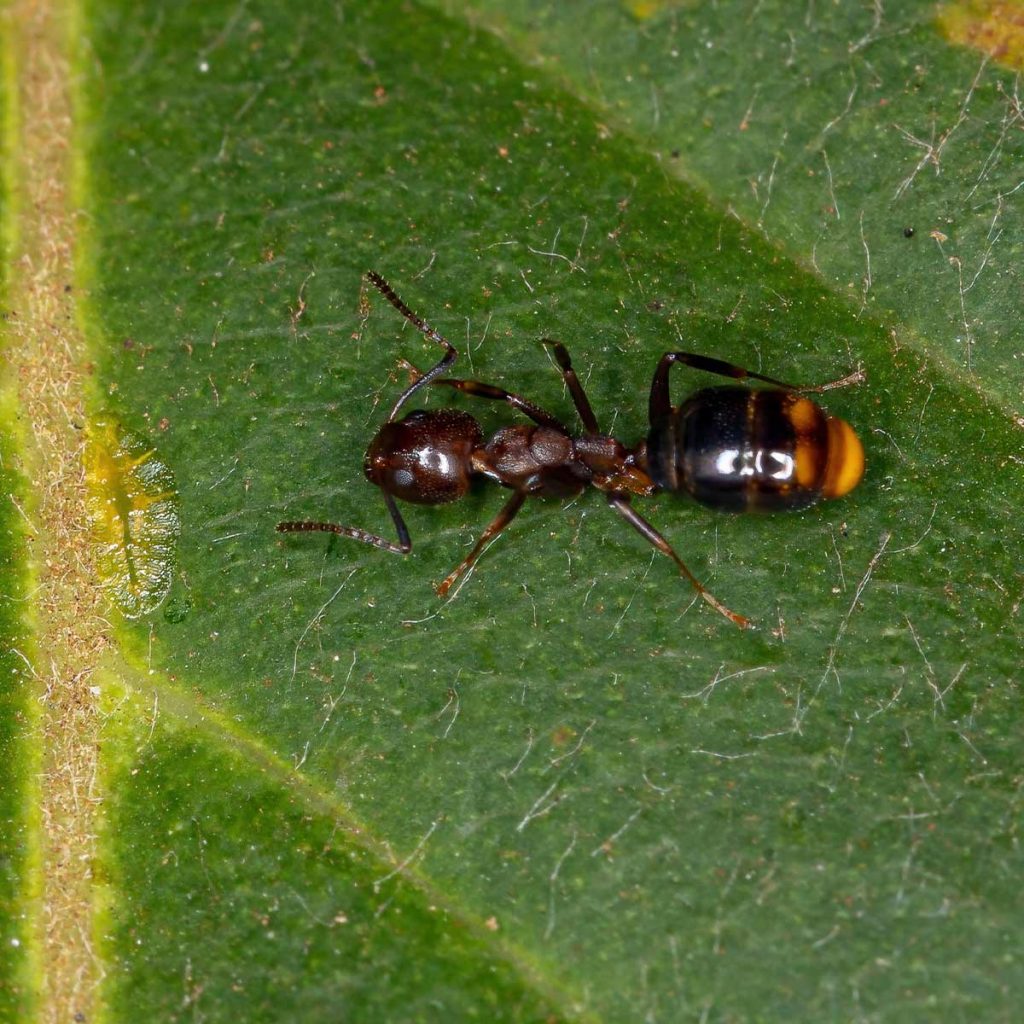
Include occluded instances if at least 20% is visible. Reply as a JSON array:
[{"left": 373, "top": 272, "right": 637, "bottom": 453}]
[{"left": 5, "top": 2, "right": 109, "bottom": 1020}]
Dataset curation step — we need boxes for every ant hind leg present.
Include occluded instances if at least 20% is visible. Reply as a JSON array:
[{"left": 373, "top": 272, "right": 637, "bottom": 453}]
[
  {"left": 606, "top": 492, "right": 751, "bottom": 628},
  {"left": 649, "top": 351, "right": 864, "bottom": 424}
]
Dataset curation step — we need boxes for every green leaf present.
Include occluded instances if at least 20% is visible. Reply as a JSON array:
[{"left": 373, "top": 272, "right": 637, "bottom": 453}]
[
  {"left": 0, "top": 427, "right": 34, "bottom": 1021},
  {"left": 441, "top": 0, "right": 1024, "bottom": 409},
  {"left": 4, "top": 0, "right": 1021, "bottom": 1019}
]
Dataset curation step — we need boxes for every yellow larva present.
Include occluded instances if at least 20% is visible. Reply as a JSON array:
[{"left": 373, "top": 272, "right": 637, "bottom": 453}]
[{"left": 84, "top": 416, "right": 180, "bottom": 618}]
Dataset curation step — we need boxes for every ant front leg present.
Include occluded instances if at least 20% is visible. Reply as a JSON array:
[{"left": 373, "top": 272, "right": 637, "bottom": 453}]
[
  {"left": 407, "top": 340, "right": 601, "bottom": 435},
  {"left": 430, "top": 378, "right": 569, "bottom": 432},
  {"left": 606, "top": 492, "right": 751, "bottom": 628},
  {"left": 436, "top": 489, "right": 528, "bottom": 598},
  {"left": 277, "top": 491, "right": 413, "bottom": 555}
]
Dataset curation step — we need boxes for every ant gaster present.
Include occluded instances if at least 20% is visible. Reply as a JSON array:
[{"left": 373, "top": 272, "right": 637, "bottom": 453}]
[{"left": 277, "top": 272, "right": 865, "bottom": 627}]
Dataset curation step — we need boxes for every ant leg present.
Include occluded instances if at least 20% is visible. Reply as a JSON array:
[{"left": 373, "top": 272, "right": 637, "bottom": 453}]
[
  {"left": 397, "top": 356, "right": 569, "bottom": 431},
  {"left": 542, "top": 340, "right": 600, "bottom": 434},
  {"left": 277, "top": 491, "right": 412, "bottom": 555},
  {"left": 405, "top": 341, "right": 601, "bottom": 434},
  {"left": 795, "top": 366, "right": 866, "bottom": 394},
  {"left": 365, "top": 272, "right": 459, "bottom": 420},
  {"left": 436, "top": 489, "right": 528, "bottom": 598},
  {"left": 649, "top": 351, "right": 864, "bottom": 423},
  {"left": 606, "top": 493, "right": 751, "bottom": 628},
  {"left": 431, "top": 378, "right": 568, "bottom": 432},
  {"left": 649, "top": 352, "right": 797, "bottom": 424}
]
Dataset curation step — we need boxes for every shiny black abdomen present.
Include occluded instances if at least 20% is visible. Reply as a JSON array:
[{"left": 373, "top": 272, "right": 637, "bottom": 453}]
[{"left": 646, "top": 386, "right": 827, "bottom": 511}]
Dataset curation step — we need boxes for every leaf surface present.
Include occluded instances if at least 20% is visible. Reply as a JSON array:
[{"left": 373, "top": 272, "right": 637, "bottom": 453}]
[{"left": 4, "top": 0, "right": 1023, "bottom": 1019}]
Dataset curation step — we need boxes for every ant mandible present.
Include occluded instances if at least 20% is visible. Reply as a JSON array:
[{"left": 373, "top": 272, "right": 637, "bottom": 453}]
[{"left": 277, "top": 272, "right": 865, "bottom": 628}]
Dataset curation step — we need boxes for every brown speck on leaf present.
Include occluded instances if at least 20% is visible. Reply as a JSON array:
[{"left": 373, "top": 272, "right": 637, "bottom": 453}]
[
  {"left": 550, "top": 725, "right": 576, "bottom": 748},
  {"left": 158, "top": 417, "right": 170, "bottom": 431}
]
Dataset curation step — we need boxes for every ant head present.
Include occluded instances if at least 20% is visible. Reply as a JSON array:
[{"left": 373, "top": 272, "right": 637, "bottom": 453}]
[{"left": 364, "top": 409, "right": 483, "bottom": 505}]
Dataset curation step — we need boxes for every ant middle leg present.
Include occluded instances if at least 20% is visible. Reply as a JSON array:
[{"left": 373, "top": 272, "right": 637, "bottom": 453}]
[
  {"left": 436, "top": 489, "right": 528, "bottom": 598},
  {"left": 542, "top": 340, "right": 600, "bottom": 434},
  {"left": 649, "top": 351, "right": 864, "bottom": 423},
  {"left": 277, "top": 491, "right": 413, "bottom": 555},
  {"left": 606, "top": 492, "right": 750, "bottom": 628}
]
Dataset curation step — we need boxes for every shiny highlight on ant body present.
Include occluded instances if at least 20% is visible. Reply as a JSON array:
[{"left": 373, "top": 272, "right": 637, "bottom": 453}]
[{"left": 277, "top": 272, "right": 865, "bottom": 627}]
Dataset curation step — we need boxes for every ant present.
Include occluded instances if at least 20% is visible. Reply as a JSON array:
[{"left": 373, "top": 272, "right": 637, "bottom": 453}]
[{"left": 277, "top": 272, "right": 865, "bottom": 628}]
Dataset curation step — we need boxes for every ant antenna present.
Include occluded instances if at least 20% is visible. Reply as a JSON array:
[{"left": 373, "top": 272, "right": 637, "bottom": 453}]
[{"left": 365, "top": 272, "right": 458, "bottom": 421}]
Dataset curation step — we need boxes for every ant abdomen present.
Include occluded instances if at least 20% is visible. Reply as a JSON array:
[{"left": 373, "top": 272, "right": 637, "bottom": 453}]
[
  {"left": 364, "top": 408, "right": 481, "bottom": 505},
  {"left": 646, "top": 386, "right": 863, "bottom": 512}
]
